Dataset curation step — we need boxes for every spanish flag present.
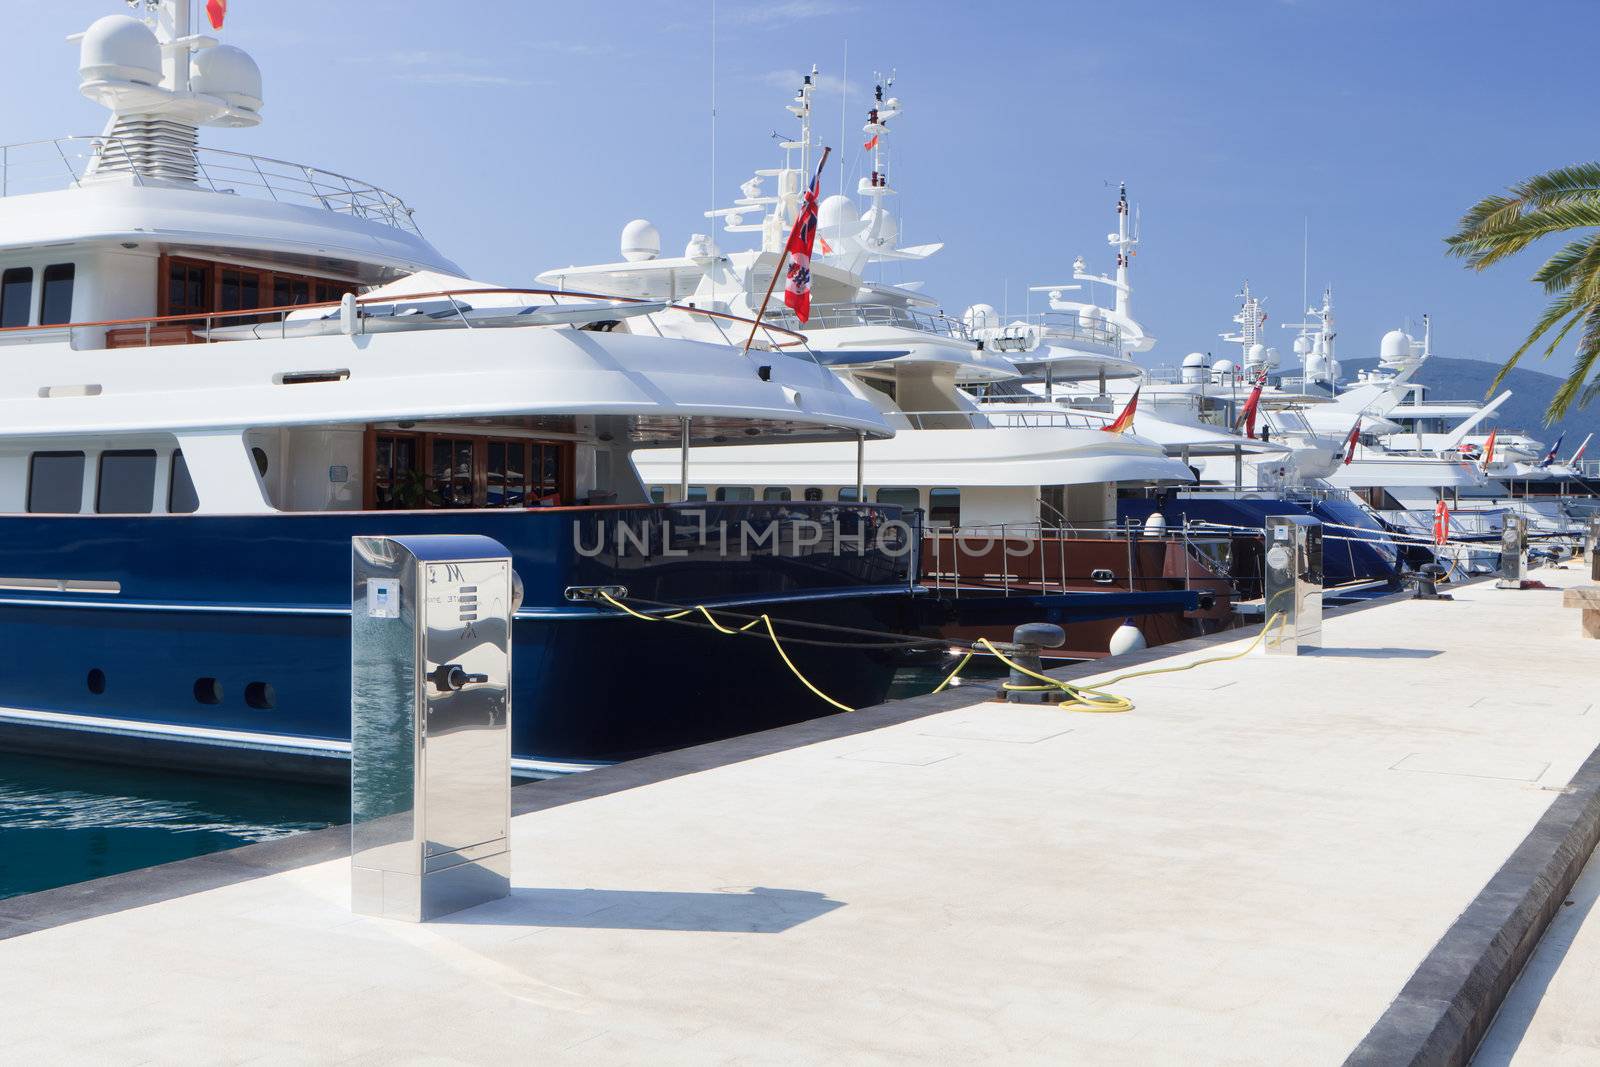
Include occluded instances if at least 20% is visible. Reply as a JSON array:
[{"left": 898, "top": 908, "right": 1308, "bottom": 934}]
[{"left": 1102, "top": 387, "right": 1140, "bottom": 434}]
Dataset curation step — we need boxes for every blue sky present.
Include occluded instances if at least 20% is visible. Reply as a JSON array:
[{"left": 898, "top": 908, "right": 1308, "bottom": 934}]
[{"left": 10, "top": 1, "right": 1597, "bottom": 376}]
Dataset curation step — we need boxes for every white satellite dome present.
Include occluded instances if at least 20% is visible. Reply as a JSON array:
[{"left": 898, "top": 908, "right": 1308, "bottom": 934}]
[
  {"left": 1210, "top": 358, "right": 1236, "bottom": 382},
  {"left": 1245, "top": 342, "right": 1267, "bottom": 365},
  {"left": 861, "top": 206, "right": 898, "bottom": 250},
  {"left": 683, "top": 233, "right": 720, "bottom": 262},
  {"left": 1380, "top": 329, "right": 1412, "bottom": 362},
  {"left": 962, "top": 303, "right": 1000, "bottom": 331},
  {"left": 79, "top": 15, "right": 162, "bottom": 87},
  {"left": 818, "top": 194, "right": 859, "bottom": 231},
  {"left": 1305, "top": 351, "right": 1328, "bottom": 381},
  {"left": 620, "top": 219, "right": 661, "bottom": 262},
  {"left": 1181, "top": 352, "right": 1207, "bottom": 383},
  {"left": 192, "top": 45, "right": 263, "bottom": 114},
  {"left": 1293, "top": 334, "right": 1313, "bottom": 356}
]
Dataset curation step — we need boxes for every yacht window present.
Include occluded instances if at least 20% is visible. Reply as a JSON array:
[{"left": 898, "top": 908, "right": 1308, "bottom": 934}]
[
  {"left": 929, "top": 487, "right": 961, "bottom": 526},
  {"left": 686, "top": 486, "right": 708, "bottom": 503},
  {"left": 486, "top": 439, "right": 527, "bottom": 507},
  {"left": 169, "top": 451, "right": 200, "bottom": 513},
  {"left": 763, "top": 487, "right": 792, "bottom": 502},
  {"left": 715, "top": 487, "right": 755, "bottom": 502},
  {"left": 875, "top": 487, "right": 920, "bottom": 509},
  {"left": 838, "top": 488, "right": 860, "bottom": 503},
  {"left": 273, "top": 275, "right": 311, "bottom": 307},
  {"left": 96, "top": 450, "right": 157, "bottom": 514},
  {"left": 1, "top": 267, "right": 33, "bottom": 328},
  {"left": 650, "top": 487, "right": 666, "bottom": 504},
  {"left": 371, "top": 432, "right": 420, "bottom": 509},
  {"left": 804, "top": 488, "right": 824, "bottom": 501},
  {"left": 429, "top": 436, "right": 477, "bottom": 509},
  {"left": 40, "top": 264, "right": 75, "bottom": 326},
  {"left": 27, "top": 451, "right": 85, "bottom": 513},
  {"left": 861, "top": 376, "right": 897, "bottom": 402}
]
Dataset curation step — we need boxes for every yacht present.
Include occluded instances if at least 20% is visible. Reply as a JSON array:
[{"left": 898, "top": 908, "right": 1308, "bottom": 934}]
[
  {"left": 0, "top": 3, "right": 918, "bottom": 778},
  {"left": 537, "top": 72, "right": 1217, "bottom": 656}
]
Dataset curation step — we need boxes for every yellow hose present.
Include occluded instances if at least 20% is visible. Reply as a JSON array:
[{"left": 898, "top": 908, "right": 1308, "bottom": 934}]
[{"left": 598, "top": 591, "right": 851, "bottom": 712}]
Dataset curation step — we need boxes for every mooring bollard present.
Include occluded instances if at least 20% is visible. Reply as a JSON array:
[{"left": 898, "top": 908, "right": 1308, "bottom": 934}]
[
  {"left": 1496, "top": 514, "right": 1529, "bottom": 588},
  {"left": 1006, "top": 622, "right": 1066, "bottom": 704},
  {"left": 350, "top": 535, "right": 520, "bottom": 922},
  {"left": 1263, "top": 515, "right": 1323, "bottom": 656}
]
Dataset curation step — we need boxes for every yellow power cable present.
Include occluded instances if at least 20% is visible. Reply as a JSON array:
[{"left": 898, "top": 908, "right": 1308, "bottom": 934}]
[{"left": 598, "top": 591, "right": 851, "bottom": 712}]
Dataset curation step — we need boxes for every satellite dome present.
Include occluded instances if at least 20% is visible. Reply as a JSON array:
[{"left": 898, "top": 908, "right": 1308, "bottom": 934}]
[
  {"left": 620, "top": 219, "right": 661, "bottom": 262},
  {"left": 1293, "top": 335, "right": 1313, "bottom": 356},
  {"left": 962, "top": 303, "right": 1000, "bottom": 331},
  {"left": 192, "top": 45, "right": 263, "bottom": 114},
  {"left": 861, "top": 206, "right": 898, "bottom": 250},
  {"left": 684, "top": 233, "right": 720, "bottom": 262},
  {"left": 1181, "top": 352, "right": 1207, "bottom": 383},
  {"left": 1245, "top": 342, "right": 1267, "bottom": 365},
  {"left": 1264, "top": 346, "right": 1280, "bottom": 366},
  {"left": 818, "top": 194, "right": 859, "bottom": 232},
  {"left": 1211, "top": 358, "right": 1236, "bottom": 382},
  {"left": 79, "top": 15, "right": 161, "bottom": 87},
  {"left": 1380, "top": 329, "right": 1412, "bottom": 362},
  {"left": 1080, "top": 305, "right": 1103, "bottom": 324},
  {"left": 1182, "top": 352, "right": 1207, "bottom": 367}
]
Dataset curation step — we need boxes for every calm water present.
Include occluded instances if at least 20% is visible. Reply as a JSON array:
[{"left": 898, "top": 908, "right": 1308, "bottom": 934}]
[
  {"left": 0, "top": 753, "right": 346, "bottom": 901},
  {"left": 0, "top": 664, "right": 993, "bottom": 902}
]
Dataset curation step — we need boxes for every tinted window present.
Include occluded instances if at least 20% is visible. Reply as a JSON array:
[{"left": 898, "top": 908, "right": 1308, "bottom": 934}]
[
  {"left": 40, "top": 263, "right": 74, "bottom": 326},
  {"left": 930, "top": 487, "right": 961, "bottom": 526},
  {"left": 27, "top": 451, "right": 85, "bottom": 513},
  {"left": 169, "top": 451, "right": 200, "bottom": 513},
  {"left": 1, "top": 267, "right": 33, "bottom": 328},
  {"left": 715, "top": 486, "right": 754, "bottom": 502},
  {"left": 685, "top": 486, "right": 708, "bottom": 503},
  {"left": 876, "top": 487, "right": 920, "bottom": 508},
  {"left": 763, "top": 487, "right": 792, "bottom": 501},
  {"left": 96, "top": 450, "right": 157, "bottom": 514},
  {"left": 803, "top": 488, "right": 824, "bottom": 502},
  {"left": 838, "top": 487, "right": 859, "bottom": 503}
]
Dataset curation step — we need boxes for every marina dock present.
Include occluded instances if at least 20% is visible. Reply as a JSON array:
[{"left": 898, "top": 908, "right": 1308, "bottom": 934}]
[{"left": 2, "top": 564, "right": 1598, "bottom": 1064}]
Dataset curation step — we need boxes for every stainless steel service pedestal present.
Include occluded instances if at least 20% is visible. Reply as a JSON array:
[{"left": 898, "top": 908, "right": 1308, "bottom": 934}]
[
  {"left": 1588, "top": 516, "right": 1599, "bottom": 583},
  {"left": 1263, "top": 515, "right": 1323, "bottom": 656},
  {"left": 1497, "top": 514, "right": 1528, "bottom": 588},
  {"left": 350, "top": 535, "right": 516, "bottom": 922}
]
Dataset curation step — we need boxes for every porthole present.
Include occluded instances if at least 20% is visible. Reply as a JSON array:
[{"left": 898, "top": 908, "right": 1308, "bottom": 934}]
[
  {"left": 251, "top": 446, "right": 270, "bottom": 477},
  {"left": 87, "top": 668, "right": 106, "bottom": 695},
  {"left": 193, "top": 677, "right": 223, "bottom": 705},
  {"left": 245, "top": 681, "right": 275, "bottom": 710}
]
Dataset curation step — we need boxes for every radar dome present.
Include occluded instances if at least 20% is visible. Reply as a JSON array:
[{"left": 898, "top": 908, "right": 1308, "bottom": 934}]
[
  {"left": 79, "top": 15, "right": 161, "bottom": 87},
  {"left": 1080, "top": 305, "right": 1103, "bottom": 324},
  {"left": 963, "top": 304, "right": 1000, "bottom": 331},
  {"left": 1293, "top": 335, "right": 1313, "bottom": 356},
  {"left": 683, "top": 233, "right": 720, "bottom": 262},
  {"left": 1380, "top": 329, "right": 1411, "bottom": 362},
  {"left": 818, "top": 194, "right": 859, "bottom": 232},
  {"left": 192, "top": 45, "right": 263, "bottom": 115},
  {"left": 1245, "top": 342, "right": 1267, "bottom": 365},
  {"left": 1181, "top": 352, "right": 1207, "bottom": 383},
  {"left": 620, "top": 219, "right": 661, "bottom": 262},
  {"left": 1210, "top": 358, "right": 1236, "bottom": 382},
  {"left": 861, "top": 206, "right": 898, "bottom": 251}
]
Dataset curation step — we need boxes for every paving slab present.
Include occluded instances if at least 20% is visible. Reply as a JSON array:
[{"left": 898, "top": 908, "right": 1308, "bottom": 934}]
[{"left": 1, "top": 565, "right": 1597, "bottom": 1065}]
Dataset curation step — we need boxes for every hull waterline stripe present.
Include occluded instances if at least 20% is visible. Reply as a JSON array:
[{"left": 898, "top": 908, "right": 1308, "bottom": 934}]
[{"left": 0, "top": 706, "right": 605, "bottom": 777}]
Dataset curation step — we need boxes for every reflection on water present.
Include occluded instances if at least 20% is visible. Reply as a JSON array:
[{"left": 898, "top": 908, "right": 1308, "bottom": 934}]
[{"left": 0, "top": 753, "right": 346, "bottom": 901}]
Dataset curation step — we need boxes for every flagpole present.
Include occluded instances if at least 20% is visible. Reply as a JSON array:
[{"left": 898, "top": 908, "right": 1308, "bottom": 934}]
[{"left": 741, "top": 146, "right": 830, "bottom": 357}]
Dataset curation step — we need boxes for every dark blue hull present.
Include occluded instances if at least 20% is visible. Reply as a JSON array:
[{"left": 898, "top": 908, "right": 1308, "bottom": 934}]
[
  {"left": 1119, "top": 494, "right": 1406, "bottom": 586},
  {"left": 0, "top": 504, "right": 918, "bottom": 773}
]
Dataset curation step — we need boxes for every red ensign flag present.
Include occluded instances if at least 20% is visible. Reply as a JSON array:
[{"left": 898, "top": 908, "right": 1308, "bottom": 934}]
[
  {"left": 782, "top": 160, "right": 824, "bottom": 323},
  {"left": 206, "top": 0, "right": 227, "bottom": 31}
]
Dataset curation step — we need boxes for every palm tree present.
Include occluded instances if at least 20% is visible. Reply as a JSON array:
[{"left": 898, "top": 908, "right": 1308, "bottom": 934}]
[{"left": 1445, "top": 162, "right": 1600, "bottom": 420}]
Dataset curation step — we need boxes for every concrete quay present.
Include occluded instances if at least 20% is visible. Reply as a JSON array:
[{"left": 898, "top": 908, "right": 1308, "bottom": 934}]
[{"left": 1, "top": 564, "right": 1598, "bottom": 1065}]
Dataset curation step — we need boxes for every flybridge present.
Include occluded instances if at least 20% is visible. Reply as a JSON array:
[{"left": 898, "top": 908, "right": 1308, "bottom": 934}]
[{"left": 0, "top": 0, "right": 421, "bottom": 237}]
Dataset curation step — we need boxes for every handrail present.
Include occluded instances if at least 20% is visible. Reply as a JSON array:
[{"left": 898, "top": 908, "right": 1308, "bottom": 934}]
[
  {"left": 0, "top": 135, "right": 421, "bottom": 235},
  {"left": 0, "top": 286, "right": 810, "bottom": 349}
]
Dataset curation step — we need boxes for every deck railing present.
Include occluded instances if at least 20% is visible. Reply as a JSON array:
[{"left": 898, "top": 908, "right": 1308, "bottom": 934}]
[
  {"left": 0, "top": 135, "right": 422, "bottom": 235},
  {"left": 0, "top": 287, "right": 811, "bottom": 353}
]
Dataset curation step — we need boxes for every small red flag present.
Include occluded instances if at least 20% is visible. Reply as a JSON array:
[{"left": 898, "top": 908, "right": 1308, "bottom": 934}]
[
  {"left": 206, "top": 0, "right": 226, "bottom": 30},
  {"left": 1343, "top": 420, "right": 1361, "bottom": 465},
  {"left": 1236, "top": 383, "right": 1263, "bottom": 439},
  {"left": 863, "top": 134, "right": 879, "bottom": 151},
  {"left": 1481, "top": 429, "right": 1498, "bottom": 469},
  {"left": 1103, "top": 388, "right": 1140, "bottom": 434}
]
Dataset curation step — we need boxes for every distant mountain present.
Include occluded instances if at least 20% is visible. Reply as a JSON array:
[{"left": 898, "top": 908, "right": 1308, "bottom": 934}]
[{"left": 1340, "top": 356, "right": 1600, "bottom": 457}]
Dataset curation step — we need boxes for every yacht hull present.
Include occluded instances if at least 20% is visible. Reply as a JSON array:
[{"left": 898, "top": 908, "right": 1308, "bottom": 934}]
[{"left": 0, "top": 503, "right": 917, "bottom": 776}]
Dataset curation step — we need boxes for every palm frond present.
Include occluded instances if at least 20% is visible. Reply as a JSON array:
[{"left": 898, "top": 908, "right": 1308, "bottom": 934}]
[
  {"left": 1507, "top": 162, "right": 1600, "bottom": 206},
  {"left": 1530, "top": 236, "right": 1600, "bottom": 292},
  {"left": 1547, "top": 305, "right": 1600, "bottom": 419},
  {"left": 1448, "top": 197, "right": 1600, "bottom": 269},
  {"left": 1489, "top": 290, "right": 1585, "bottom": 391}
]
